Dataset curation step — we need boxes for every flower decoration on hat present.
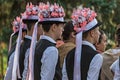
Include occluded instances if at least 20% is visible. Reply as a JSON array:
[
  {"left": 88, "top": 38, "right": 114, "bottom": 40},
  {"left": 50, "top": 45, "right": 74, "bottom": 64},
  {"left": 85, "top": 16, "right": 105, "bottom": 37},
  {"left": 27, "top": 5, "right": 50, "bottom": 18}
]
[
  {"left": 71, "top": 8, "right": 97, "bottom": 32},
  {"left": 38, "top": 2, "right": 65, "bottom": 21},
  {"left": 21, "top": 2, "right": 39, "bottom": 20},
  {"left": 12, "top": 16, "right": 27, "bottom": 33}
]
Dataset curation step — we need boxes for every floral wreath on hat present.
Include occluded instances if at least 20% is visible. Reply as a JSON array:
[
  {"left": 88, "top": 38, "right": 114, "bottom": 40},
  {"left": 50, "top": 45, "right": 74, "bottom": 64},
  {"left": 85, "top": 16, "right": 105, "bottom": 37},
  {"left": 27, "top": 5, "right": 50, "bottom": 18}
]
[
  {"left": 71, "top": 8, "right": 97, "bottom": 32},
  {"left": 38, "top": 2, "right": 65, "bottom": 20},
  {"left": 12, "top": 16, "right": 27, "bottom": 33},
  {"left": 21, "top": 2, "right": 39, "bottom": 19}
]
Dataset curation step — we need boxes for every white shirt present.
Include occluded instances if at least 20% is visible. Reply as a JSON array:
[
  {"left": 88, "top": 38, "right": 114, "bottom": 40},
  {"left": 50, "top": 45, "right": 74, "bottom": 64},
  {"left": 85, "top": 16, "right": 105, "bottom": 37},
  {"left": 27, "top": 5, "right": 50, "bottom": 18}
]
[
  {"left": 62, "top": 40, "right": 103, "bottom": 80},
  {"left": 4, "top": 37, "right": 26, "bottom": 80},
  {"left": 4, "top": 52, "right": 15, "bottom": 80},
  {"left": 39, "top": 35, "right": 58, "bottom": 80},
  {"left": 21, "top": 35, "right": 32, "bottom": 80},
  {"left": 110, "top": 59, "right": 120, "bottom": 80}
]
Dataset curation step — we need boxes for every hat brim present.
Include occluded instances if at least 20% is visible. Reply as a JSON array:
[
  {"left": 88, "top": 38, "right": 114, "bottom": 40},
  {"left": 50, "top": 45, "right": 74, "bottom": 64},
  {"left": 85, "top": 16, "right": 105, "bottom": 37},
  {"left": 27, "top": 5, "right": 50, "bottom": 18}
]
[
  {"left": 22, "top": 19, "right": 38, "bottom": 24},
  {"left": 84, "top": 22, "right": 102, "bottom": 33},
  {"left": 39, "top": 21, "right": 66, "bottom": 24}
]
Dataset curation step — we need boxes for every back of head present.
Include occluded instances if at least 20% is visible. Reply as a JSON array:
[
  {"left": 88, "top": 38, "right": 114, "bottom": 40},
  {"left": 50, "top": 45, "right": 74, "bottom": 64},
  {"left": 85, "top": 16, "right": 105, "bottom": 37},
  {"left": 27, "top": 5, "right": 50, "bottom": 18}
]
[
  {"left": 62, "top": 21, "right": 75, "bottom": 41},
  {"left": 116, "top": 24, "right": 120, "bottom": 45}
]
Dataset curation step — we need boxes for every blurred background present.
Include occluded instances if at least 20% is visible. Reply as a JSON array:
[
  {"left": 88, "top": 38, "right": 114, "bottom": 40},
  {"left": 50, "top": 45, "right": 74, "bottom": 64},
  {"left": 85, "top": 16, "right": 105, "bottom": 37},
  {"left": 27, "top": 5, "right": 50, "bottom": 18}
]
[{"left": 0, "top": 0, "right": 120, "bottom": 79}]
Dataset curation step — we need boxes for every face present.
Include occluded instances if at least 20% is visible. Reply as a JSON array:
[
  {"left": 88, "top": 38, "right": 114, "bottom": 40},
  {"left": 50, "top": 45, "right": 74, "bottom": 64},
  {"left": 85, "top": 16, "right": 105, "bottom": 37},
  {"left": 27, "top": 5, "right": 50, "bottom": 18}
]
[
  {"left": 95, "top": 34, "right": 107, "bottom": 52},
  {"left": 55, "top": 23, "right": 64, "bottom": 40},
  {"left": 92, "top": 27, "right": 101, "bottom": 44}
]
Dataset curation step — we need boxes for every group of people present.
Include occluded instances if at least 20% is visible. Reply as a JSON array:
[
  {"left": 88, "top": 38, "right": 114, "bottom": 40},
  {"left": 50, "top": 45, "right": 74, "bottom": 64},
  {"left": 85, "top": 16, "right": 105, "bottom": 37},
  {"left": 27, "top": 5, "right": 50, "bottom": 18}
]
[{"left": 4, "top": 1, "right": 120, "bottom": 80}]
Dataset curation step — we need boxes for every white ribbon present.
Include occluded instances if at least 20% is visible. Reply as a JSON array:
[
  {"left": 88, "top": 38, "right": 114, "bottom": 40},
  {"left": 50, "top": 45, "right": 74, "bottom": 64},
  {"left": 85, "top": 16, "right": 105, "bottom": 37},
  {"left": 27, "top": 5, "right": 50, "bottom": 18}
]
[
  {"left": 73, "top": 32, "right": 82, "bottom": 80},
  {"left": 12, "top": 20, "right": 22, "bottom": 80},
  {"left": 27, "top": 21, "right": 38, "bottom": 80},
  {"left": 8, "top": 33, "right": 15, "bottom": 52}
]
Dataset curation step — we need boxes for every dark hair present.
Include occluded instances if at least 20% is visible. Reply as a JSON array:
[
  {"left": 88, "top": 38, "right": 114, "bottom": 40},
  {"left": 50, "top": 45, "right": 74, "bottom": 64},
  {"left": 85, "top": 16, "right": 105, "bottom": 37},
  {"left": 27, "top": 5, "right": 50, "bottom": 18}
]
[
  {"left": 62, "top": 21, "right": 75, "bottom": 41},
  {"left": 23, "top": 20, "right": 37, "bottom": 31},
  {"left": 42, "top": 22, "right": 64, "bottom": 32},
  {"left": 42, "top": 23, "right": 54, "bottom": 32},
  {"left": 116, "top": 25, "right": 120, "bottom": 45}
]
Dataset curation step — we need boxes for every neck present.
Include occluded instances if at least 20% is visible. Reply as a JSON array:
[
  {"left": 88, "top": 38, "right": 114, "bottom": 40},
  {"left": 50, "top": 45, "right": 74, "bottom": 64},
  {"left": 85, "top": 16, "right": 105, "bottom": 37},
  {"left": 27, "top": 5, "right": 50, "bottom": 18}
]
[
  {"left": 83, "top": 37, "right": 94, "bottom": 44},
  {"left": 44, "top": 32, "right": 56, "bottom": 41}
]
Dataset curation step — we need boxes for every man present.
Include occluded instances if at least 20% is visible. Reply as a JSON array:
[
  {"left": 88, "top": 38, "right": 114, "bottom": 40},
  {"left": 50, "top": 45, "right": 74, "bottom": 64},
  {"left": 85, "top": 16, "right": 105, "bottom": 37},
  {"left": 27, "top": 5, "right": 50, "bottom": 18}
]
[
  {"left": 20, "top": 3, "right": 43, "bottom": 80},
  {"left": 62, "top": 8, "right": 103, "bottom": 80},
  {"left": 4, "top": 16, "right": 27, "bottom": 80},
  {"left": 34, "top": 3, "right": 65, "bottom": 80}
]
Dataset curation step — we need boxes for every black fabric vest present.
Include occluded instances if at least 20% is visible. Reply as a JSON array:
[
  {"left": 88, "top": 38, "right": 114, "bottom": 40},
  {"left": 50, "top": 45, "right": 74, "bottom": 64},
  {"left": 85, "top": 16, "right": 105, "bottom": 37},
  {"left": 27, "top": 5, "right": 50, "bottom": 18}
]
[
  {"left": 66, "top": 45, "right": 100, "bottom": 80},
  {"left": 19, "top": 37, "right": 31, "bottom": 79},
  {"left": 34, "top": 39, "right": 62, "bottom": 80},
  {"left": 8, "top": 43, "right": 16, "bottom": 63}
]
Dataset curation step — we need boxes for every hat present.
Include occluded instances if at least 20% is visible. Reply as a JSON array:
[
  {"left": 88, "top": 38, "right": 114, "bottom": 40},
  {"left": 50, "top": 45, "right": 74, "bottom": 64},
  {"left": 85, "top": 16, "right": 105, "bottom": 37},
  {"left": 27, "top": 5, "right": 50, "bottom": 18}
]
[
  {"left": 71, "top": 8, "right": 101, "bottom": 80},
  {"left": 71, "top": 8, "right": 101, "bottom": 32},
  {"left": 21, "top": 2, "right": 39, "bottom": 23},
  {"left": 38, "top": 2, "right": 66, "bottom": 24},
  {"left": 8, "top": 16, "right": 27, "bottom": 52}
]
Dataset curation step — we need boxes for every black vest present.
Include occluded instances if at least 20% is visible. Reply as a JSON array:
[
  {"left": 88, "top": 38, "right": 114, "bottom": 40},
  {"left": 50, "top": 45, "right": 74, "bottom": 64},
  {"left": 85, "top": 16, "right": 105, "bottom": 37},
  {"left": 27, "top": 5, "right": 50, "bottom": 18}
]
[
  {"left": 19, "top": 38, "right": 31, "bottom": 78},
  {"left": 66, "top": 45, "right": 100, "bottom": 80},
  {"left": 8, "top": 43, "right": 16, "bottom": 63},
  {"left": 34, "top": 39, "right": 62, "bottom": 80}
]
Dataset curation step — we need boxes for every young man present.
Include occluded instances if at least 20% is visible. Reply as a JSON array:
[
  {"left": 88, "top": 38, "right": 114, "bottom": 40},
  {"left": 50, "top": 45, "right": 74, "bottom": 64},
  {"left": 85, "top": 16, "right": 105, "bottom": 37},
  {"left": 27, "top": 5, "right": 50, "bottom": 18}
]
[
  {"left": 20, "top": 3, "right": 43, "bottom": 80},
  {"left": 34, "top": 3, "right": 65, "bottom": 80},
  {"left": 4, "top": 16, "right": 27, "bottom": 80},
  {"left": 62, "top": 8, "right": 103, "bottom": 80}
]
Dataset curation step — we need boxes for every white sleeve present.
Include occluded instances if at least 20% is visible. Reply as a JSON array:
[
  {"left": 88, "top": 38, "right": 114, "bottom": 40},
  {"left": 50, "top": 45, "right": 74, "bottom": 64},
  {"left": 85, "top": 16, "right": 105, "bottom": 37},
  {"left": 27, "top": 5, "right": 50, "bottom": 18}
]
[
  {"left": 87, "top": 54, "right": 103, "bottom": 80},
  {"left": 110, "top": 59, "right": 120, "bottom": 80},
  {"left": 62, "top": 59, "right": 68, "bottom": 80},
  {"left": 22, "top": 48, "right": 30, "bottom": 80},
  {"left": 110, "top": 59, "right": 118, "bottom": 73},
  {"left": 4, "top": 52, "right": 15, "bottom": 80},
  {"left": 40, "top": 46, "right": 58, "bottom": 80}
]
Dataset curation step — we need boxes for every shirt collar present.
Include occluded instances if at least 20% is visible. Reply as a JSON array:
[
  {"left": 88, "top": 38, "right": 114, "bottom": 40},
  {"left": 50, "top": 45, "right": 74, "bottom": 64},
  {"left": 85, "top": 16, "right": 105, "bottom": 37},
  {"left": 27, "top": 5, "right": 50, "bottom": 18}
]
[
  {"left": 25, "top": 35, "right": 32, "bottom": 40},
  {"left": 82, "top": 40, "right": 96, "bottom": 50},
  {"left": 40, "top": 35, "right": 56, "bottom": 43}
]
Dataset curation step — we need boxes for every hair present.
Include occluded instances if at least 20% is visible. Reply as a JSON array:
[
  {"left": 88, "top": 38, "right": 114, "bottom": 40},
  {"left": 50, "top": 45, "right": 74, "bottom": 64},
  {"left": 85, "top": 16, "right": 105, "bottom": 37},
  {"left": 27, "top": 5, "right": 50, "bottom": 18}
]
[
  {"left": 41, "top": 22, "right": 63, "bottom": 32},
  {"left": 62, "top": 21, "right": 75, "bottom": 41},
  {"left": 98, "top": 30, "right": 105, "bottom": 44},
  {"left": 23, "top": 20, "right": 37, "bottom": 31},
  {"left": 116, "top": 24, "right": 120, "bottom": 45}
]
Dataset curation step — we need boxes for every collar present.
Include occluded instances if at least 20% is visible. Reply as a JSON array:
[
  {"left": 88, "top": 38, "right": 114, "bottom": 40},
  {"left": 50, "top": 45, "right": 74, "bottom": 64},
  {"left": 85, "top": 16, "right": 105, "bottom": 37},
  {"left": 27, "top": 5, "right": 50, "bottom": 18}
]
[
  {"left": 82, "top": 40, "right": 96, "bottom": 50},
  {"left": 25, "top": 35, "right": 32, "bottom": 40},
  {"left": 40, "top": 35, "right": 56, "bottom": 44}
]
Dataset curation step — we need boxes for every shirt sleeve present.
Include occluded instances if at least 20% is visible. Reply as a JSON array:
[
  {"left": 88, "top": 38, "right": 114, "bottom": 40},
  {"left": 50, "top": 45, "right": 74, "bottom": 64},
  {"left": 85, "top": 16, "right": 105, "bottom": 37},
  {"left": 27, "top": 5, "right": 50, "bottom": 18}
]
[
  {"left": 62, "top": 58, "right": 68, "bottom": 80},
  {"left": 4, "top": 52, "right": 15, "bottom": 80},
  {"left": 22, "top": 48, "right": 30, "bottom": 80},
  {"left": 40, "top": 46, "right": 58, "bottom": 80},
  {"left": 110, "top": 59, "right": 118, "bottom": 73},
  {"left": 110, "top": 59, "right": 120, "bottom": 80},
  {"left": 87, "top": 54, "right": 103, "bottom": 80}
]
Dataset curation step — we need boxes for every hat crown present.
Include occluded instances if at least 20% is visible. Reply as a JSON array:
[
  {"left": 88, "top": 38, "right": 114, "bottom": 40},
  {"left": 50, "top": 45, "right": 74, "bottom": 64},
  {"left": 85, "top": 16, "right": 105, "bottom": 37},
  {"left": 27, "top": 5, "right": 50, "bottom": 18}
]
[
  {"left": 38, "top": 2, "right": 65, "bottom": 22},
  {"left": 71, "top": 8, "right": 97, "bottom": 32},
  {"left": 12, "top": 16, "right": 27, "bottom": 33},
  {"left": 21, "top": 2, "right": 39, "bottom": 20}
]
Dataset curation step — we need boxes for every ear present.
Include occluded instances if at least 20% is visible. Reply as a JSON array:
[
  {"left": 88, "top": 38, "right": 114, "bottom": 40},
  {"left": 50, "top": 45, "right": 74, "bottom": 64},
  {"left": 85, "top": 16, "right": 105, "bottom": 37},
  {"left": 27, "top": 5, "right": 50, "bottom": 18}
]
[
  {"left": 90, "top": 29, "right": 95, "bottom": 38},
  {"left": 71, "top": 32, "right": 76, "bottom": 38},
  {"left": 50, "top": 24, "right": 57, "bottom": 32}
]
